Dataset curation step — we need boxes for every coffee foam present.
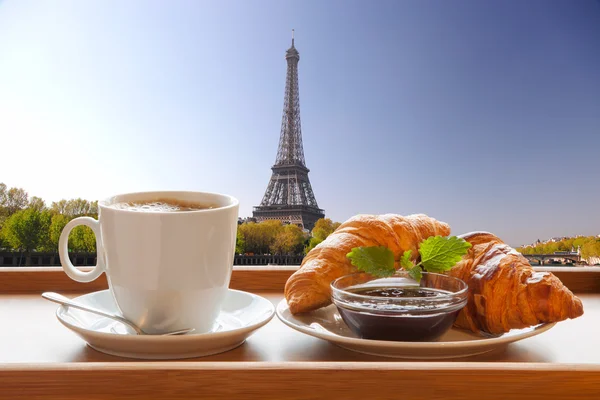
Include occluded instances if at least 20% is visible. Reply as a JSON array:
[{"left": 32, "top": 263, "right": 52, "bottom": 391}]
[{"left": 109, "top": 200, "right": 216, "bottom": 212}]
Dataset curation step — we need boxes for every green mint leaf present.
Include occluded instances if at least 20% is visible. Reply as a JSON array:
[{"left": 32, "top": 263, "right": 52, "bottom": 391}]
[
  {"left": 346, "top": 246, "right": 395, "bottom": 277},
  {"left": 400, "top": 250, "right": 415, "bottom": 270},
  {"left": 418, "top": 235, "right": 472, "bottom": 273},
  {"left": 408, "top": 266, "right": 423, "bottom": 282}
]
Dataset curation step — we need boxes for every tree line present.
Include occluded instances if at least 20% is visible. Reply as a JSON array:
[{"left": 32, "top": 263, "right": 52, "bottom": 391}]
[
  {"left": 517, "top": 236, "right": 600, "bottom": 260},
  {"left": 7, "top": 182, "right": 599, "bottom": 264},
  {"left": 0, "top": 184, "right": 98, "bottom": 258},
  {"left": 236, "top": 218, "right": 340, "bottom": 256},
  {"left": 0, "top": 183, "right": 342, "bottom": 264}
]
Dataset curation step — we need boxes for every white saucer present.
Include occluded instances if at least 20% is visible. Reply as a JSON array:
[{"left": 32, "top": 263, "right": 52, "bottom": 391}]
[
  {"left": 55, "top": 289, "right": 275, "bottom": 359},
  {"left": 276, "top": 299, "right": 555, "bottom": 359}
]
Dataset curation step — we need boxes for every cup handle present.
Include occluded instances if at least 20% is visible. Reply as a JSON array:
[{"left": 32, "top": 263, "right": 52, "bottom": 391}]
[{"left": 58, "top": 217, "right": 106, "bottom": 283}]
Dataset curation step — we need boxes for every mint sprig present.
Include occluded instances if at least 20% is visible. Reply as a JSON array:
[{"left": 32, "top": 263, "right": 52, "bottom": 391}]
[
  {"left": 400, "top": 250, "right": 414, "bottom": 270},
  {"left": 345, "top": 246, "right": 395, "bottom": 277},
  {"left": 418, "top": 235, "right": 472, "bottom": 273},
  {"left": 400, "top": 249, "right": 423, "bottom": 281},
  {"left": 346, "top": 236, "right": 471, "bottom": 282}
]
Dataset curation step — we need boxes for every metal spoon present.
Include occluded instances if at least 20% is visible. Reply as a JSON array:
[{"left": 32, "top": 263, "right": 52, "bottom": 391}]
[{"left": 42, "top": 292, "right": 195, "bottom": 336}]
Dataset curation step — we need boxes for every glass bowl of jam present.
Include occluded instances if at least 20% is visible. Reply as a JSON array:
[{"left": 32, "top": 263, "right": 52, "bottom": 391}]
[{"left": 330, "top": 271, "right": 468, "bottom": 342}]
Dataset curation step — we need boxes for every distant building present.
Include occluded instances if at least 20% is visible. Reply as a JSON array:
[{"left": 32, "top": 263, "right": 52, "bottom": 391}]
[{"left": 238, "top": 217, "right": 257, "bottom": 225}]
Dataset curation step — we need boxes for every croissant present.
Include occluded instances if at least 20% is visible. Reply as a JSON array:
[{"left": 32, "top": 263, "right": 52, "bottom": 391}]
[
  {"left": 284, "top": 213, "right": 450, "bottom": 314},
  {"left": 450, "top": 231, "right": 584, "bottom": 334}
]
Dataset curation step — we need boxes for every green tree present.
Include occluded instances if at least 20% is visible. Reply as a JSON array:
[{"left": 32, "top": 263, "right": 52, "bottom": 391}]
[
  {"left": 530, "top": 242, "right": 547, "bottom": 254},
  {"left": 237, "top": 220, "right": 290, "bottom": 254},
  {"left": 69, "top": 226, "right": 97, "bottom": 252},
  {"left": 581, "top": 239, "right": 600, "bottom": 259},
  {"left": 89, "top": 200, "right": 99, "bottom": 216},
  {"left": 237, "top": 222, "right": 255, "bottom": 254},
  {"left": 517, "top": 236, "right": 600, "bottom": 261},
  {"left": 0, "top": 183, "right": 6, "bottom": 233},
  {"left": 51, "top": 199, "right": 68, "bottom": 215},
  {"left": 0, "top": 187, "right": 102, "bottom": 257},
  {"left": 235, "top": 229, "right": 246, "bottom": 254},
  {"left": 1, "top": 208, "right": 45, "bottom": 265},
  {"left": 0, "top": 226, "right": 7, "bottom": 249},
  {"left": 573, "top": 237, "right": 588, "bottom": 250},
  {"left": 0, "top": 184, "right": 29, "bottom": 223},
  {"left": 0, "top": 183, "right": 6, "bottom": 215},
  {"left": 37, "top": 210, "right": 53, "bottom": 251},
  {"left": 546, "top": 242, "right": 559, "bottom": 254},
  {"left": 516, "top": 246, "right": 533, "bottom": 255},
  {"left": 271, "top": 224, "right": 306, "bottom": 255},
  {"left": 305, "top": 218, "right": 341, "bottom": 253},
  {"left": 67, "top": 198, "right": 97, "bottom": 217},
  {"left": 593, "top": 240, "right": 600, "bottom": 258},
  {"left": 29, "top": 196, "right": 46, "bottom": 212},
  {"left": 51, "top": 198, "right": 98, "bottom": 217},
  {"left": 2, "top": 187, "right": 29, "bottom": 215},
  {"left": 48, "top": 214, "right": 71, "bottom": 250}
]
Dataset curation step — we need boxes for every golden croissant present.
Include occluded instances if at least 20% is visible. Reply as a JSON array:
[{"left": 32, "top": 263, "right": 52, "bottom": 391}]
[
  {"left": 284, "top": 213, "right": 450, "bottom": 314},
  {"left": 285, "top": 213, "right": 584, "bottom": 336},
  {"left": 450, "top": 231, "right": 584, "bottom": 334}
]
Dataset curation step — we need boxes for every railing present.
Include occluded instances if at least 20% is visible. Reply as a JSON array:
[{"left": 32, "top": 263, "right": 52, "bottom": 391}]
[
  {"left": 0, "top": 252, "right": 304, "bottom": 267},
  {"left": 0, "top": 252, "right": 94, "bottom": 267},
  {"left": 234, "top": 254, "right": 304, "bottom": 265}
]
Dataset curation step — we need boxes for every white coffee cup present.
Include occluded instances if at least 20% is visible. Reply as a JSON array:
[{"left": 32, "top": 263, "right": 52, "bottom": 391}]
[{"left": 58, "top": 191, "right": 239, "bottom": 334}]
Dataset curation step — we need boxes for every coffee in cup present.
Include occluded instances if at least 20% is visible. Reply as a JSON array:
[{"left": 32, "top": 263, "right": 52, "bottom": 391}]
[
  {"left": 108, "top": 198, "right": 218, "bottom": 212},
  {"left": 58, "top": 191, "right": 239, "bottom": 334}
]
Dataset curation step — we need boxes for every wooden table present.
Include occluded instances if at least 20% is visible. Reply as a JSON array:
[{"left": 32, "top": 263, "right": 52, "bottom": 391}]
[{"left": 1, "top": 267, "right": 599, "bottom": 399}]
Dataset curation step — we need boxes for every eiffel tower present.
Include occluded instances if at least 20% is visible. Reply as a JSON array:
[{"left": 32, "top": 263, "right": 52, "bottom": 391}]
[{"left": 253, "top": 31, "right": 325, "bottom": 231}]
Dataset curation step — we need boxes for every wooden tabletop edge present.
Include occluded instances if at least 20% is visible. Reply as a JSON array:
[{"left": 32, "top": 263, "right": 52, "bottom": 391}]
[
  {"left": 2, "top": 266, "right": 599, "bottom": 273},
  {"left": 2, "top": 361, "right": 600, "bottom": 372}
]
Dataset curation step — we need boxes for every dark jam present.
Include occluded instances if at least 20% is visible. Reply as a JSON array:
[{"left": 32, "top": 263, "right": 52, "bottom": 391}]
[
  {"left": 357, "top": 287, "right": 444, "bottom": 298},
  {"left": 337, "top": 287, "right": 459, "bottom": 342}
]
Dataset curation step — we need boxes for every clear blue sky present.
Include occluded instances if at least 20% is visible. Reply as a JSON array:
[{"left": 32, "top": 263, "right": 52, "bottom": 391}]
[{"left": 0, "top": 0, "right": 599, "bottom": 246}]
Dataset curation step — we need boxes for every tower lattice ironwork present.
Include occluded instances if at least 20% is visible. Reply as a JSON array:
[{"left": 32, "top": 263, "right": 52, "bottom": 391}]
[{"left": 253, "top": 31, "right": 325, "bottom": 231}]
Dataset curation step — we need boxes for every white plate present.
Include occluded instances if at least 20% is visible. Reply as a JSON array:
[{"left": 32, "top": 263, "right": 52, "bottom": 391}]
[
  {"left": 55, "top": 289, "right": 274, "bottom": 359},
  {"left": 276, "top": 299, "right": 555, "bottom": 359}
]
